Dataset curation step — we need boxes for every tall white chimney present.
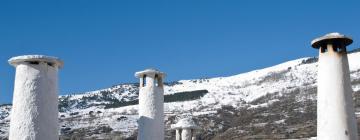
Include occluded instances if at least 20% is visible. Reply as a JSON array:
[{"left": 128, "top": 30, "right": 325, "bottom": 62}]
[
  {"left": 135, "top": 68, "right": 165, "bottom": 140},
  {"left": 312, "top": 33, "right": 358, "bottom": 140},
  {"left": 8, "top": 55, "right": 63, "bottom": 140}
]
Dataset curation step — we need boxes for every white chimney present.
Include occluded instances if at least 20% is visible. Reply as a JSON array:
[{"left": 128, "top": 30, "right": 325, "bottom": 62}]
[
  {"left": 8, "top": 55, "right": 63, "bottom": 140},
  {"left": 312, "top": 33, "right": 358, "bottom": 140},
  {"left": 171, "top": 117, "right": 200, "bottom": 140},
  {"left": 135, "top": 68, "right": 165, "bottom": 140}
]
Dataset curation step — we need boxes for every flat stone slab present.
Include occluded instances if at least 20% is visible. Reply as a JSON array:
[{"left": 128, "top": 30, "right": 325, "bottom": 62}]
[
  {"left": 311, "top": 32, "right": 353, "bottom": 48},
  {"left": 135, "top": 68, "right": 166, "bottom": 78},
  {"left": 171, "top": 117, "right": 200, "bottom": 130},
  {"left": 8, "top": 55, "right": 64, "bottom": 68}
]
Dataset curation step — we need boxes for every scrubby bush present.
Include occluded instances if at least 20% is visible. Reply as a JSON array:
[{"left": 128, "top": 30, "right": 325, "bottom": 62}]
[
  {"left": 104, "top": 90, "right": 208, "bottom": 109},
  {"left": 300, "top": 57, "right": 318, "bottom": 65}
]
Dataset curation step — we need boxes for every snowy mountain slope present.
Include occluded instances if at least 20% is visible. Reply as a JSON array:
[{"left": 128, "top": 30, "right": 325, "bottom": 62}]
[{"left": 1, "top": 51, "right": 360, "bottom": 139}]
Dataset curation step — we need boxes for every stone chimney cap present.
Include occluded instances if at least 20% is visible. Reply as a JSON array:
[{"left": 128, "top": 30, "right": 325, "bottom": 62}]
[
  {"left": 9, "top": 55, "right": 64, "bottom": 68},
  {"left": 135, "top": 68, "right": 166, "bottom": 78},
  {"left": 311, "top": 32, "right": 353, "bottom": 49},
  {"left": 171, "top": 118, "right": 200, "bottom": 130}
]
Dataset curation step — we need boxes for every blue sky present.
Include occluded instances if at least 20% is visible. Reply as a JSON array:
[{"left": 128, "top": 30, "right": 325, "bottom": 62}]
[{"left": 0, "top": 0, "right": 359, "bottom": 104}]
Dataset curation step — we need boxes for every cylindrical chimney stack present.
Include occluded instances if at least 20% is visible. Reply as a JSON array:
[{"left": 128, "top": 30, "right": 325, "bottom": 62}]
[
  {"left": 181, "top": 129, "right": 192, "bottom": 140},
  {"left": 8, "top": 55, "right": 63, "bottom": 140},
  {"left": 135, "top": 68, "right": 165, "bottom": 140},
  {"left": 312, "top": 33, "right": 358, "bottom": 140},
  {"left": 176, "top": 129, "right": 181, "bottom": 140}
]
